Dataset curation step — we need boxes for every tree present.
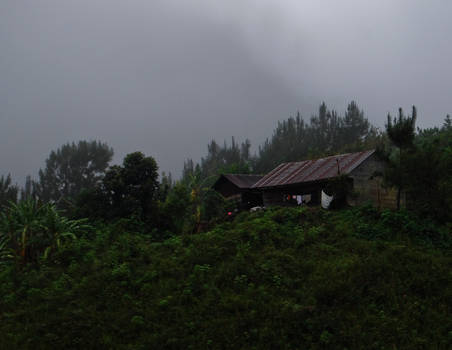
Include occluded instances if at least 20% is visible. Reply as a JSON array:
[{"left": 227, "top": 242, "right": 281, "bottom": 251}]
[
  {"left": 182, "top": 138, "right": 253, "bottom": 185},
  {"left": 386, "top": 107, "right": 417, "bottom": 150},
  {"left": 0, "top": 174, "right": 18, "bottom": 210},
  {"left": 443, "top": 114, "right": 451, "bottom": 129},
  {"left": 159, "top": 171, "right": 174, "bottom": 201},
  {"left": 36, "top": 141, "right": 113, "bottom": 204},
  {"left": 159, "top": 181, "right": 192, "bottom": 233},
  {"left": 255, "top": 102, "right": 375, "bottom": 173},
  {"left": 122, "top": 152, "right": 159, "bottom": 219},
  {"left": 103, "top": 152, "right": 159, "bottom": 220},
  {"left": 385, "top": 106, "right": 417, "bottom": 209},
  {"left": 342, "top": 101, "right": 372, "bottom": 146},
  {"left": 20, "top": 175, "right": 38, "bottom": 201},
  {"left": 401, "top": 117, "right": 452, "bottom": 221}
]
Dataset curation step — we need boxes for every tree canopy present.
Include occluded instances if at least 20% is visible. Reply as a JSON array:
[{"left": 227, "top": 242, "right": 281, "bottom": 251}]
[
  {"left": 385, "top": 106, "right": 417, "bottom": 209},
  {"left": 255, "top": 101, "right": 377, "bottom": 173},
  {"left": 36, "top": 141, "right": 113, "bottom": 204},
  {"left": 103, "top": 152, "right": 159, "bottom": 220},
  {"left": 386, "top": 106, "right": 417, "bottom": 150}
]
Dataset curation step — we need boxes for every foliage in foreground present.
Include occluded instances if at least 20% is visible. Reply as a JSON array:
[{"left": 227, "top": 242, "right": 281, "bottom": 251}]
[
  {"left": 0, "top": 206, "right": 450, "bottom": 349},
  {"left": 0, "top": 200, "right": 91, "bottom": 264}
]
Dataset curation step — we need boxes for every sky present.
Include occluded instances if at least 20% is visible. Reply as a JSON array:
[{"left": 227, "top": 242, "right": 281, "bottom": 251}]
[{"left": 1, "top": 0, "right": 451, "bottom": 183}]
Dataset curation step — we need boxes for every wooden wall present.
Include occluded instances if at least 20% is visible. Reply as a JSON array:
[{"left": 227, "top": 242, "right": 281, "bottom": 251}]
[
  {"left": 262, "top": 191, "right": 287, "bottom": 207},
  {"left": 262, "top": 187, "right": 321, "bottom": 207},
  {"left": 214, "top": 179, "right": 241, "bottom": 199},
  {"left": 348, "top": 153, "right": 401, "bottom": 209}
]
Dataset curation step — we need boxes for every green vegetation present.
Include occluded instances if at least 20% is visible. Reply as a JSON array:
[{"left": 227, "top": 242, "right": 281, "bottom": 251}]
[
  {"left": 383, "top": 111, "right": 452, "bottom": 221},
  {"left": 0, "top": 200, "right": 91, "bottom": 264},
  {"left": 34, "top": 140, "right": 114, "bottom": 204},
  {"left": 183, "top": 101, "right": 377, "bottom": 180},
  {"left": 0, "top": 207, "right": 450, "bottom": 349},
  {"left": 0, "top": 174, "right": 19, "bottom": 209},
  {"left": 385, "top": 106, "right": 417, "bottom": 209},
  {"left": 0, "top": 103, "right": 451, "bottom": 348}
]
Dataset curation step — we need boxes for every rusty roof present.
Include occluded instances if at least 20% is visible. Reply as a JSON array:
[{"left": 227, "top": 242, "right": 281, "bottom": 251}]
[
  {"left": 252, "top": 150, "right": 375, "bottom": 189},
  {"left": 215, "top": 174, "right": 263, "bottom": 189}
]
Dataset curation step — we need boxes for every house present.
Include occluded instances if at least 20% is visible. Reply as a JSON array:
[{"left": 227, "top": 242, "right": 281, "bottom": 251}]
[
  {"left": 251, "top": 149, "right": 399, "bottom": 209},
  {"left": 212, "top": 174, "right": 264, "bottom": 209}
]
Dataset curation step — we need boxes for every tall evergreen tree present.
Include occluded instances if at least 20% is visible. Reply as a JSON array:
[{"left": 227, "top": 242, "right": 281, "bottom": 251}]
[
  {"left": 395, "top": 115, "right": 452, "bottom": 221},
  {"left": 0, "top": 174, "right": 18, "bottom": 209},
  {"left": 385, "top": 106, "right": 417, "bottom": 209},
  {"left": 20, "top": 175, "right": 38, "bottom": 201},
  {"left": 342, "top": 101, "right": 371, "bottom": 145}
]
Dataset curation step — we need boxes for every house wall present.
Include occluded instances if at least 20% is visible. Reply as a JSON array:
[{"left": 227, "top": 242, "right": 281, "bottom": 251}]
[
  {"left": 214, "top": 178, "right": 264, "bottom": 209},
  {"left": 262, "top": 187, "right": 321, "bottom": 207},
  {"left": 214, "top": 179, "right": 241, "bottom": 199},
  {"left": 262, "top": 191, "right": 287, "bottom": 207},
  {"left": 242, "top": 191, "right": 263, "bottom": 208},
  {"left": 348, "top": 153, "right": 401, "bottom": 209}
]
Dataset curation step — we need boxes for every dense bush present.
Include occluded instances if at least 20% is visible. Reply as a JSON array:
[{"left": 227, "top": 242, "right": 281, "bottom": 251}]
[{"left": 0, "top": 206, "right": 450, "bottom": 349}]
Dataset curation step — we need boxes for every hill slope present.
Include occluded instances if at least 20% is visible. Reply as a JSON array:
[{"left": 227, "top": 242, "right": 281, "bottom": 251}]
[{"left": 1, "top": 206, "right": 451, "bottom": 349}]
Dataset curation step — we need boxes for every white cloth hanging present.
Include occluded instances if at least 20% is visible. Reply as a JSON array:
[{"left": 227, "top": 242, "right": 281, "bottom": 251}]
[
  {"left": 296, "top": 195, "right": 302, "bottom": 205},
  {"left": 321, "top": 190, "right": 334, "bottom": 209}
]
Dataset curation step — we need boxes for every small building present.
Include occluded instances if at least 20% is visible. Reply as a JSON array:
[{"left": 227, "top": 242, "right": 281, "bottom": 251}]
[
  {"left": 212, "top": 174, "right": 264, "bottom": 209},
  {"left": 251, "top": 150, "right": 399, "bottom": 209}
]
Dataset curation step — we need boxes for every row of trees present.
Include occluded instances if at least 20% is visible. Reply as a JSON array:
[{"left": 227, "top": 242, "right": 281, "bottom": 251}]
[
  {"left": 1, "top": 101, "right": 451, "bottom": 233},
  {"left": 181, "top": 101, "right": 378, "bottom": 183},
  {"left": 0, "top": 143, "right": 222, "bottom": 239},
  {"left": 0, "top": 101, "right": 385, "bottom": 214},
  {"left": 255, "top": 101, "right": 378, "bottom": 172},
  {"left": 182, "top": 137, "right": 253, "bottom": 182},
  {"left": 0, "top": 141, "right": 114, "bottom": 207}
]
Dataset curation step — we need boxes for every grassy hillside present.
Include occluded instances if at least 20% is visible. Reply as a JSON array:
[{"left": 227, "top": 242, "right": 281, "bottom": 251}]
[{"left": 1, "top": 206, "right": 451, "bottom": 349}]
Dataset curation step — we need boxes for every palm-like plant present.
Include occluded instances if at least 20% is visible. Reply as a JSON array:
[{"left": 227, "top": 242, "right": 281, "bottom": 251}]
[
  {"left": 0, "top": 200, "right": 92, "bottom": 263},
  {"left": 0, "top": 200, "right": 43, "bottom": 262},
  {"left": 39, "top": 205, "right": 91, "bottom": 259}
]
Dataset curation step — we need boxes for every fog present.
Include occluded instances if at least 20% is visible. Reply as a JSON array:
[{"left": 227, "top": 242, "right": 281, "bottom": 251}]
[{"left": 1, "top": 0, "right": 451, "bottom": 182}]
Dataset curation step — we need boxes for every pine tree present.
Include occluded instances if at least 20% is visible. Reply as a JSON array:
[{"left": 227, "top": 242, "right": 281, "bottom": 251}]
[
  {"left": 0, "top": 174, "right": 18, "bottom": 209},
  {"left": 20, "top": 175, "right": 38, "bottom": 201},
  {"left": 385, "top": 106, "right": 417, "bottom": 209}
]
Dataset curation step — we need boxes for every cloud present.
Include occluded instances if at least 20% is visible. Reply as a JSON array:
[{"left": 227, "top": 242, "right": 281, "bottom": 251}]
[{"left": 0, "top": 1, "right": 451, "bottom": 182}]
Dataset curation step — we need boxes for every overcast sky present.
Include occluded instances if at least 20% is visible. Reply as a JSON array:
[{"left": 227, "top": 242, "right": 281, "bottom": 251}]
[{"left": 1, "top": 0, "right": 451, "bottom": 182}]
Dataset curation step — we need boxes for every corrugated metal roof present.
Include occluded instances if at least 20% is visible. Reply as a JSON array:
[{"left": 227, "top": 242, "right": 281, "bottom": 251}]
[
  {"left": 252, "top": 150, "right": 375, "bottom": 188},
  {"left": 220, "top": 174, "right": 264, "bottom": 189}
]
